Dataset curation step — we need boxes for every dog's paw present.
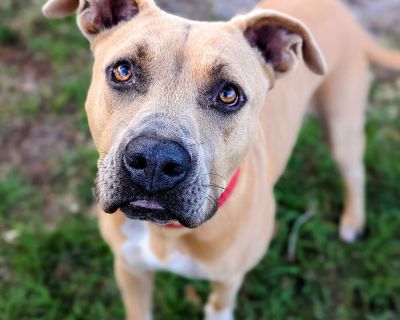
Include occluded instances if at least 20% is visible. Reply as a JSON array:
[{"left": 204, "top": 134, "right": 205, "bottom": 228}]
[
  {"left": 339, "top": 224, "right": 362, "bottom": 243},
  {"left": 204, "top": 303, "right": 234, "bottom": 320}
]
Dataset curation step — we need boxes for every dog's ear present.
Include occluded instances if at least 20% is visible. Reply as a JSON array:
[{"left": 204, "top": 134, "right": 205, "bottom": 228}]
[
  {"left": 231, "top": 9, "right": 327, "bottom": 78},
  {"left": 42, "top": 0, "right": 154, "bottom": 40},
  {"left": 42, "top": 0, "right": 80, "bottom": 18}
]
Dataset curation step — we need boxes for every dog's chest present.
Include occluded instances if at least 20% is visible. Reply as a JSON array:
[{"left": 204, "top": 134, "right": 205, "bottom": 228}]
[{"left": 121, "top": 220, "right": 207, "bottom": 279}]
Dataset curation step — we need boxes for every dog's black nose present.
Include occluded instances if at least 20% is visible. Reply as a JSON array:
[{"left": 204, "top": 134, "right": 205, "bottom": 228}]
[{"left": 124, "top": 137, "right": 191, "bottom": 193}]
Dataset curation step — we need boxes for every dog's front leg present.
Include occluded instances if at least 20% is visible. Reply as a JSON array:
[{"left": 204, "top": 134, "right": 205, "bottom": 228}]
[
  {"left": 115, "top": 257, "right": 154, "bottom": 320},
  {"left": 204, "top": 274, "right": 244, "bottom": 320}
]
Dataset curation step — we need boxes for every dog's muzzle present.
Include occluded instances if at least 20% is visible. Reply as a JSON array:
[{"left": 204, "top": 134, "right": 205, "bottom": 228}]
[
  {"left": 94, "top": 125, "right": 219, "bottom": 228},
  {"left": 118, "top": 136, "right": 195, "bottom": 225}
]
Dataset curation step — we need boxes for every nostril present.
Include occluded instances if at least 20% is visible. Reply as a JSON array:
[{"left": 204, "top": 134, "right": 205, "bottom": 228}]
[
  {"left": 131, "top": 155, "right": 147, "bottom": 170},
  {"left": 124, "top": 137, "right": 191, "bottom": 192},
  {"left": 163, "top": 161, "right": 183, "bottom": 177}
]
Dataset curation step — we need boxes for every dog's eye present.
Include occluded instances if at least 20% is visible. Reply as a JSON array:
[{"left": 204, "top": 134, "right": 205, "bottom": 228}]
[
  {"left": 112, "top": 62, "right": 133, "bottom": 83},
  {"left": 200, "top": 81, "right": 246, "bottom": 114},
  {"left": 218, "top": 85, "right": 239, "bottom": 106}
]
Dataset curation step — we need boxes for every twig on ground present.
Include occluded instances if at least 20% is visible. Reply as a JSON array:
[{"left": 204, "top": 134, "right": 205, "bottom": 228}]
[{"left": 287, "top": 205, "right": 316, "bottom": 262}]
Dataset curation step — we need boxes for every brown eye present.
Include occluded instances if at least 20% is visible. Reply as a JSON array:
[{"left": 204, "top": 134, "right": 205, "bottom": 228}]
[
  {"left": 113, "top": 62, "right": 133, "bottom": 82},
  {"left": 218, "top": 85, "right": 239, "bottom": 105}
]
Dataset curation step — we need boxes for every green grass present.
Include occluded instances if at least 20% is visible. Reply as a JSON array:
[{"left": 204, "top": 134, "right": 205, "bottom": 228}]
[
  {"left": 0, "top": 1, "right": 399, "bottom": 319},
  {"left": 1, "top": 96, "right": 399, "bottom": 319}
]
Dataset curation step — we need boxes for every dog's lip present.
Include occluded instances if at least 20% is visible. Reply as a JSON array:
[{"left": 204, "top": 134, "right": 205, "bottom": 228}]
[
  {"left": 119, "top": 200, "right": 190, "bottom": 228},
  {"left": 119, "top": 199, "right": 174, "bottom": 222},
  {"left": 129, "top": 199, "right": 165, "bottom": 210}
]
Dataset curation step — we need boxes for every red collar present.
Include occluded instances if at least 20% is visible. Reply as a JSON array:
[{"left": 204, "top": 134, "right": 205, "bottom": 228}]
[
  {"left": 163, "top": 168, "right": 240, "bottom": 229},
  {"left": 217, "top": 168, "right": 241, "bottom": 208}
]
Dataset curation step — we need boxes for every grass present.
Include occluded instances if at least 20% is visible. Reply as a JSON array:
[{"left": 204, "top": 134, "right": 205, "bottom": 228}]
[{"left": 0, "top": 1, "right": 399, "bottom": 319}]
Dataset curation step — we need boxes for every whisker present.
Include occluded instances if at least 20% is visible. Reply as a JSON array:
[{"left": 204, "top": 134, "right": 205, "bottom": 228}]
[
  {"left": 202, "top": 184, "right": 226, "bottom": 191},
  {"left": 197, "top": 189, "right": 219, "bottom": 208},
  {"left": 186, "top": 140, "right": 209, "bottom": 147},
  {"left": 201, "top": 172, "right": 225, "bottom": 180}
]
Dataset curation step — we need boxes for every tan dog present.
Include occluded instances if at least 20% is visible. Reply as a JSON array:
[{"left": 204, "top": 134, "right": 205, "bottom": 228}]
[{"left": 42, "top": 0, "right": 400, "bottom": 319}]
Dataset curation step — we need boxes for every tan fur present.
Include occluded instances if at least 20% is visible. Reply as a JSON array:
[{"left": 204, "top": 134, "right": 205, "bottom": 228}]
[{"left": 43, "top": 0, "right": 400, "bottom": 318}]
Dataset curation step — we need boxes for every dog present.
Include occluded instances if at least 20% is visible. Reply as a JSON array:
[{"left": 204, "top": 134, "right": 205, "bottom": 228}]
[{"left": 42, "top": 0, "right": 400, "bottom": 318}]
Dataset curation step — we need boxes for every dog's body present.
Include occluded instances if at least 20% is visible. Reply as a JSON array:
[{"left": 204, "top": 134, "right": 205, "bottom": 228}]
[{"left": 43, "top": 0, "right": 400, "bottom": 318}]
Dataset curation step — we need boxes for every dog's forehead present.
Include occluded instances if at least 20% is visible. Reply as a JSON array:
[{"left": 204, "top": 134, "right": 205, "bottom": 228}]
[{"left": 94, "top": 14, "right": 257, "bottom": 83}]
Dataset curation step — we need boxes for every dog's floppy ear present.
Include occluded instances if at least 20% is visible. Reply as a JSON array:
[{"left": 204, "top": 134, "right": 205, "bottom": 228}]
[
  {"left": 42, "top": 0, "right": 154, "bottom": 40},
  {"left": 42, "top": 0, "right": 80, "bottom": 18},
  {"left": 231, "top": 9, "right": 327, "bottom": 78}
]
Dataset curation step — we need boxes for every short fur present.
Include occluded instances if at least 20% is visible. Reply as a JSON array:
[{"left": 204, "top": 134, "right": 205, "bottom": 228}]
[{"left": 43, "top": 0, "right": 400, "bottom": 319}]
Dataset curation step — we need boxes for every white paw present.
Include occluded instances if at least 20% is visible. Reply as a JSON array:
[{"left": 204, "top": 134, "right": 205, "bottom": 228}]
[
  {"left": 204, "top": 303, "right": 234, "bottom": 320},
  {"left": 339, "top": 225, "right": 361, "bottom": 243}
]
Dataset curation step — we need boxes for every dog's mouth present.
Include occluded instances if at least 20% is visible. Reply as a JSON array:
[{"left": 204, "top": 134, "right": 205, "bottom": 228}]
[
  {"left": 98, "top": 168, "right": 240, "bottom": 229},
  {"left": 120, "top": 199, "right": 185, "bottom": 227},
  {"left": 130, "top": 199, "right": 166, "bottom": 211}
]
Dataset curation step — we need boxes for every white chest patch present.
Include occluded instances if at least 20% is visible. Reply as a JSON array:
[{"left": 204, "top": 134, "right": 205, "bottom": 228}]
[{"left": 121, "top": 220, "right": 207, "bottom": 279}]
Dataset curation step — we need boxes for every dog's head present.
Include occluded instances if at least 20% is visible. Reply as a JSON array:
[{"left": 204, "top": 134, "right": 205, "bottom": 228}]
[{"left": 43, "top": 0, "right": 326, "bottom": 228}]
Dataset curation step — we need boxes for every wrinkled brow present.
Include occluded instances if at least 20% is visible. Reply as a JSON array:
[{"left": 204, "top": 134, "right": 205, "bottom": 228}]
[
  {"left": 105, "top": 41, "right": 151, "bottom": 67},
  {"left": 132, "top": 42, "right": 151, "bottom": 65},
  {"left": 208, "top": 62, "right": 234, "bottom": 83}
]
